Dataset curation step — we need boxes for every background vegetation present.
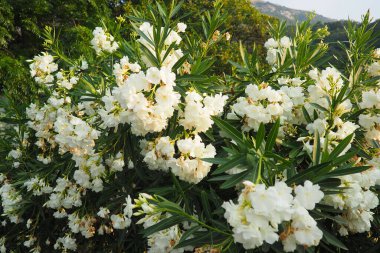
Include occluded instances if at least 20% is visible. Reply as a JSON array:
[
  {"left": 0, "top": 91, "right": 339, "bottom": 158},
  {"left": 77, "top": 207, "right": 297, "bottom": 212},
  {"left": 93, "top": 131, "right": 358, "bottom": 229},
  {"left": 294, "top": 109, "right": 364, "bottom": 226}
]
[{"left": 0, "top": 0, "right": 275, "bottom": 103}]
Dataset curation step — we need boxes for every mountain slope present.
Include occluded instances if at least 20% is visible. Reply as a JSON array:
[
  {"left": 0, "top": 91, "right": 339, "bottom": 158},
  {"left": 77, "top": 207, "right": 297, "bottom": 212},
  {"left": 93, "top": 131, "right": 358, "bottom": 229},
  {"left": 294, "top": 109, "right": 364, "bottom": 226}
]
[{"left": 250, "top": 0, "right": 336, "bottom": 24}]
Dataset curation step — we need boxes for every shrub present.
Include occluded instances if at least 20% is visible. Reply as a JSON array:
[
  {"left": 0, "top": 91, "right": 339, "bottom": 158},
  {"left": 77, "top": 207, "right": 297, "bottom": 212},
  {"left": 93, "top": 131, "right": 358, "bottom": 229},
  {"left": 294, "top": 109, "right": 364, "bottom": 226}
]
[{"left": 0, "top": 1, "right": 380, "bottom": 253}]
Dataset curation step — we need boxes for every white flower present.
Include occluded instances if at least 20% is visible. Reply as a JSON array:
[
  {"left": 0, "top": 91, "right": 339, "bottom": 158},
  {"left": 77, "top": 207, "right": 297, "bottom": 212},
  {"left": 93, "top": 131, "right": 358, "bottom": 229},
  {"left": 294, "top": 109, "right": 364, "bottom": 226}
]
[
  {"left": 179, "top": 91, "right": 228, "bottom": 133},
  {"left": 160, "top": 135, "right": 217, "bottom": 184},
  {"left": 323, "top": 171, "right": 380, "bottom": 235},
  {"left": 229, "top": 84, "right": 293, "bottom": 131},
  {"left": 160, "top": 66, "right": 176, "bottom": 86},
  {"left": 223, "top": 181, "right": 323, "bottom": 251},
  {"left": 294, "top": 180, "right": 324, "bottom": 210},
  {"left": 81, "top": 60, "right": 88, "bottom": 70},
  {"left": 306, "top": 118, "right": 328, "bottom": 136},
  {"left": 29, "top": 52, "right": 58, "bottom": 86},
  {"left": 54, "top": 235, "right": 77, "bottom": 251},
  {"left": 368, "top": 62, "right": 380, "bottom": 76},
  {"left": 8, "top": 149, "right": 22, "bottom": 159},
  {"left": 266, "top": 48, "right": 277, "bottom": 65},
  {"left": 146, "top": 67, "right": 161, "bottom": 84},
  {"left": 264, "top": 38, "right": 278, "bottom": 49},
  {"left": 280, "top": 36, "right": 292, "bottom": 48},
  {"left": 360, "top": 89, "right": 380, "bottom": 109},
  {"left": 97, "top": 207, "right": 110, "bottom": 218},
  {"left": 111, "top": 214, "right": 131, "bottom": 230},
  {"left": 225, "top": 32, "right": 231, "bottom": 41},
  {"left": 91, "top": 27, "right": 119, "bottom": 55},
  {"left": 177, "top": 23, "right": 187, "bottom": 33}
]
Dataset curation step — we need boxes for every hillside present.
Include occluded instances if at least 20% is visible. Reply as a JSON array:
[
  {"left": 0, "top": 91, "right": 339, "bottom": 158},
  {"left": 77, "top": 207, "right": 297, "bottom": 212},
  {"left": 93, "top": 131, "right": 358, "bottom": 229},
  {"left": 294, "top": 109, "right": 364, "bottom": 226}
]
[{"left": 250, "top": 0, "right": 336, "bottom": 24}]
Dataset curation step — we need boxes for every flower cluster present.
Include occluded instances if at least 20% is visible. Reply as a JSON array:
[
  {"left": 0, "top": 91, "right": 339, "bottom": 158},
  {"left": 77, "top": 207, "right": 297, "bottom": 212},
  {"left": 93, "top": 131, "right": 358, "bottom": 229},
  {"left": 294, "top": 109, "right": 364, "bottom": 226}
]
[
  {"left": 29, "top": 52, "right": 58, "bottom": 86},
  {"left": 53, "top": 235, "right": 77, "bottom": 252},
  {"left": 323, "top": 159, "right": 380, "bottom": 235},
  {"left": 134, "top": 194, "right": 192, "bottom": 253},
  {"left": 0, "top": 174, "right": 23, "bottom": 224},
  {"left": 228, "top": 83, "right": 293, "bottom": 131},
  {"left": 264, "top": 36, "right": 292, "bottom": 65},
  {"left": 90, "top": 27, "right": 119, "bottom": 55},
  {"left": 23, "top": 176, "right": 53, "bottom": 196},
  {"left": 45, "top": 177, "right": 83, "bottom": 211},
  {"left": 100, "top": 65, "right": 180, "bottom": 135},
  {"left": 367, "top": 48, "right": 380, "bottom": 76},
  {"left": 54, "top": 108, "right": 100, "bottom": 156},
  {"left": 180, "top": 91, "right": 228, "bottom": 133},
  {"left": 26, "top": 93, "right": 69, "bottom": 151},
  {"left": 358, "top": 88, "right": 380, "bottom": 141},
  {"left": 113, "top": 56, "right": 141, "bottom": 86},
  {"left": 298, "top": 67, "right": 358, "bottom": 154},
  {"left": 56, "top": 70, "right": 80, "bottom": 90},
  {"left": 222, "top": 180, "right": 324, "bottom": 252},
  {"left": 141, "top": 134, "right": 216, "bottom": 183}
]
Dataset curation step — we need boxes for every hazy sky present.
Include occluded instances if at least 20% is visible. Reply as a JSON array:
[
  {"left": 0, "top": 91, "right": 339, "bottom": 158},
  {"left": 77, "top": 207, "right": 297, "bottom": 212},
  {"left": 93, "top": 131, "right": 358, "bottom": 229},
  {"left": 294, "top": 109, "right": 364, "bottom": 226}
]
[{"left": 266, "top": 0, "right": 380, "bottom": 21}]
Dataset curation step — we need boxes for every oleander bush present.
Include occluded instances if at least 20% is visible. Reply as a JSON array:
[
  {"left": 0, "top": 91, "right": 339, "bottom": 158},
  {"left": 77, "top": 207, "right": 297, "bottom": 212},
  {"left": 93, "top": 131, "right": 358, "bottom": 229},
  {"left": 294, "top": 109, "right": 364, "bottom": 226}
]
[{"left": 1, "top": 1, "right": 380, "bottom": 252}]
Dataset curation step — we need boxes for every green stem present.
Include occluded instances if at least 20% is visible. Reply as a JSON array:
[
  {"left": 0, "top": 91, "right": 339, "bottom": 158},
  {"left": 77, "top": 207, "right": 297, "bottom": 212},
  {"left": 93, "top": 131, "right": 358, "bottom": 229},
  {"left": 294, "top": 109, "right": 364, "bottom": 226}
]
[{"left": 256, "top": 155, "right": 263, "bottom": 184}]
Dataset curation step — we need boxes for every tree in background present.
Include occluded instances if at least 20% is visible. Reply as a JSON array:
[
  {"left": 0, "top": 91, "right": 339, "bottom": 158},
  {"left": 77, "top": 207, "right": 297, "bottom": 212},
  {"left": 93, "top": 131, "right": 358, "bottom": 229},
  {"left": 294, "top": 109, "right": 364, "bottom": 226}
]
[
  {"left": 0, "top": 0, "right": 117, "bottom": 102},
  {"left": 0, "top": 0, "right": 275, "bottom": 102}
]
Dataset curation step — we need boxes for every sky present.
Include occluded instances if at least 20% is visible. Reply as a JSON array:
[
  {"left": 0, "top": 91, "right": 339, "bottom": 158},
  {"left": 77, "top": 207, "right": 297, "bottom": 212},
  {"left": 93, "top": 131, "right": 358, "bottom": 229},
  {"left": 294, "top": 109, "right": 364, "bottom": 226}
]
[{"left": 265, "top": 0, "right": 380, "bottom": 21}]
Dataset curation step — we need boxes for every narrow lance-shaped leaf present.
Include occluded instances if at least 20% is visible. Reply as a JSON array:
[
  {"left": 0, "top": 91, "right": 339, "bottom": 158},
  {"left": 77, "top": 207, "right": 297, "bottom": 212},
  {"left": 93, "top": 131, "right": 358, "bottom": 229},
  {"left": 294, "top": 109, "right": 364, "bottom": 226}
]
[
  {"left": 142, "top": 215, "right": 188, "bottom": 237},
  {"left": 211, "top": 155, "right": 246, "bottom": 175},
  {"left": 320, "top": 226, "right": 348, "bottom": 250},
  {"left": 255, "top": 123, "right": 265, "bottom": 150},
  {"left": 312, "top": 131, "right": 321, "bottom": 165},
  {"left": 212, "top": 116, "right": 247, "bottom": 148},
  {"left": 265, "top": 119, "right": 280, "bottom": 152},
  {"left": 220, "top": 169, "right": 251, "bottom": 189},
  {"left": 327, "top": 133, "right": 354, "bottom": 161}
]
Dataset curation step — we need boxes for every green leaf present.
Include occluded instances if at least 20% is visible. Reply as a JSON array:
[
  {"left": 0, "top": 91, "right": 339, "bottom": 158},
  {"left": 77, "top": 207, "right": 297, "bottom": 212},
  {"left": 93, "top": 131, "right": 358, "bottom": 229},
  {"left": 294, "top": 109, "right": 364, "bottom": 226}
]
[
  {"left": 174, "top": 231, "right": 219, "bottom": 249},
  {"left": 211, "top": 155, "right": 246, "bottom": 175},
  {"left": 317, "top": 178, "right": 341, "bottom": 188},
  {"left": 246, "top": 153, "right": 259, "bottom": 183},
  {"left": 220, "top": 169, "right": 251, "bottom": 189},
  {"left": 200, "top": 191, "right": 212, "bottom": 219},
  {"left": 174, "top": 225, "right": 201, "bottom": 248},
  {"left": 142, "top": 215, "right": 188, "bottom": 237},
  {"left": 286, "top": 162, "right": 331, "bottom": 185},
  {"left": 172, "top": 53, "right": 189, "bottom": 72},
  {"left": 324, "top": 165, "right": 370, "bottom": 178},
  {"left": 201, "top": 157, "right": 227, "bottom": 164},
  {"left": 312, "top": 210, "right": 347, "bottom": 225},
  {"left": 327, "top": 134, "right": 354, "bottom": 160},
  {"left": 207, "top": 174, "right": 231, "bottom": 182},
  {"left": 156, "top": 1, "right": 167, "bottom": 19},
  {"left": 302, "top": 106, "right": 312, "bottom": 123},
  {"left": 312, "top": 131, "right": 321, "bottom": 165},
  {"left": 335, "top": 83, "right": 349, "bottom": 104},
  {"left": 170, "top": 0, "right": 184, "bottom": 18},
  {"left": 320, "top": 227, "right": 348, "bottom": 250},
  {"left": 156, "top": 197, "right": 186, "bottom": 213},
  {"left": 192, "top": 58, "right": 215, "bottom": 75},
  {"left": 265, "top": 119, "right": 280, "bottom": 152},
  {"left": 310, "top": 103, "right": 329, "bottom": 113},
  {"left": 212, "top": 116, "right": 246, "bottom": 148},
  {"left": 255, "top": 123, "right": 265, "bottom": 150},
  {"left": 330, "top": 151, "right": 356, "bottom": 166},
  {"left": 0, "top": 117, "right": 28, "bottom": 124}
]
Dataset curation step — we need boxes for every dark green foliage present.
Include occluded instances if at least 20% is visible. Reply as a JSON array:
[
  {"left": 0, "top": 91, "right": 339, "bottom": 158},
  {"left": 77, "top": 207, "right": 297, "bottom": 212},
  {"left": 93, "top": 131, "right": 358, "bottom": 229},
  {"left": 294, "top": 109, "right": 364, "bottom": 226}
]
[
  {"left": 0, "top": 0, "right": 117, "bottom": 102},
  {"left": 0, "top": 0, "right": 276, "bottom": 103}
]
